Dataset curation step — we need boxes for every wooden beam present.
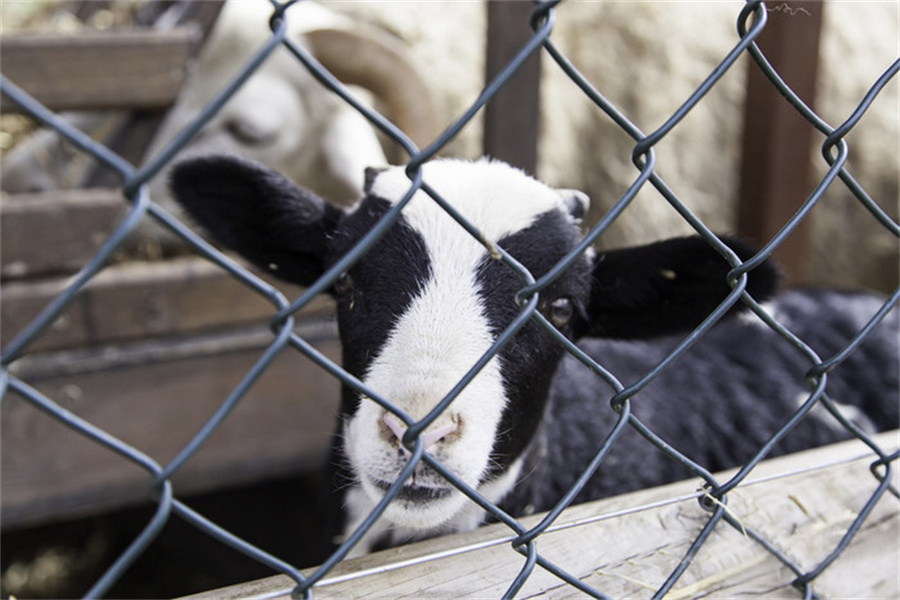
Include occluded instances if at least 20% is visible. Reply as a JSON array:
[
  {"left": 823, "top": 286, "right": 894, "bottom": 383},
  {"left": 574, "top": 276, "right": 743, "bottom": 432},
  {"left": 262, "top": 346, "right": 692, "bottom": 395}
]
[
  {"left": 738, "top": 1, "right": 825, "bottom": 286},
  {"left": 1, "top": 189, "right": 335, "bottom": 352},
  {"left": 2, "top": 256, "right": 334, "bottom": 354},
  {"left": 483, "top": 1, "right": 541, "bottom": 174},
  {"left": 2, "top": 325, "right": 341, "bottom": 529},
  {"left": 1, "top": 189, "right": 129, "bottom": 280},
  {"left": 0, "top": 28, "right": 196, "bottom": 112},
  {"left": 184, "top": 431, "right": 900, "bottom": 599}
]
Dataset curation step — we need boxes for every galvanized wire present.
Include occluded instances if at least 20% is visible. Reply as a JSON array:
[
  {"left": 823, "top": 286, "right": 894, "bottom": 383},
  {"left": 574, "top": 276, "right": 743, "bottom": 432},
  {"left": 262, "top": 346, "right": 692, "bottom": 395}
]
[{"left": 1, "top": 0, "right": 898, "bottom": 598}]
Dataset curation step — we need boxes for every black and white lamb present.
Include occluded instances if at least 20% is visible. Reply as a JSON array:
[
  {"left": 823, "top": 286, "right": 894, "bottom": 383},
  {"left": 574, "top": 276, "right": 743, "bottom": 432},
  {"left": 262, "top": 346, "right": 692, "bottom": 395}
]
[{"left": 169, "top": 155, "right": 898, "bottom": 555}]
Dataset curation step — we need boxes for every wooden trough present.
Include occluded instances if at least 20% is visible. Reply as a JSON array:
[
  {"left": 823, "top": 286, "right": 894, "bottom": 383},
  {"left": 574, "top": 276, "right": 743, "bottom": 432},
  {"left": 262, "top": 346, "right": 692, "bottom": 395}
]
[{"left": 187, "top": 431, "right": 900, "bottom": 599}]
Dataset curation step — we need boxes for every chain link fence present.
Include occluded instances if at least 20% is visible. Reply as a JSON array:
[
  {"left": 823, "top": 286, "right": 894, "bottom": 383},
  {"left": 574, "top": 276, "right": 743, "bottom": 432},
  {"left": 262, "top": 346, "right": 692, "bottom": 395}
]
[{"left": 2, "top": 0, "right": 898, "bottom": 598}]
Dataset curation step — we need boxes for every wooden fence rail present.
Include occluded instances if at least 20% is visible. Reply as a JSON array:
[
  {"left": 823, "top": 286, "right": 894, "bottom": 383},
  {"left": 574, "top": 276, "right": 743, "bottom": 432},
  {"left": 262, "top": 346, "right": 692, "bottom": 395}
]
[
  {"left": 0, "top": 29, "right": 197, "bottom": 113},
  {"left": 185, "top": 431, "right": 900, "bottom": 599}
]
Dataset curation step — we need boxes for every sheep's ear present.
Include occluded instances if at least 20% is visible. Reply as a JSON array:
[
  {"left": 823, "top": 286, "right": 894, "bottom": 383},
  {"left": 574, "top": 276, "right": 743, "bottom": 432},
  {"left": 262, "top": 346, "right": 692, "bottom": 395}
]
[
  {"left": 584, "top": 235, "right": 779, "bottom": 339},
  {"left": 557, "top": 189, "right": 590, "bottom": 224},
  {"left": 169, "top": 154, "right": 343, "bottom": 287}
]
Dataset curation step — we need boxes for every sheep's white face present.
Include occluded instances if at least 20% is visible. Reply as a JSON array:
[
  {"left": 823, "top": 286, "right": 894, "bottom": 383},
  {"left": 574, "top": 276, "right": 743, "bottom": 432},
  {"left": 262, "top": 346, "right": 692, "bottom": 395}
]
[{"left": 331, "top": 160, "right": 590, "bottom": 531}]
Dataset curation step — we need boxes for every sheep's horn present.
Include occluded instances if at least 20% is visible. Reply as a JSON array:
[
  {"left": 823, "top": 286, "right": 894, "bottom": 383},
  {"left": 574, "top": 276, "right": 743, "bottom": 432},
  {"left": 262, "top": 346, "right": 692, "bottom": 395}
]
[{"left": 305, "top": 27, "right": 438, "bottom": 154}]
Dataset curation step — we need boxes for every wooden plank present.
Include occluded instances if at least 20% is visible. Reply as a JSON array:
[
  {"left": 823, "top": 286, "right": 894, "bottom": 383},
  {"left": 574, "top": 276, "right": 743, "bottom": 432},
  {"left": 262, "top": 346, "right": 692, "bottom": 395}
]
[
  {"left": 738, "top": 2, "right": 824, "bottom": 286},
  {"left": 2, "top": 256, "right": 335, "bottom": 353},
  {"left": 0, "top": 28, "right": 195, "bottom": 112},
  {"left": 186, "top": 431, "right": 900, "bottom": 599},
  {"left": 1, "top": 189, "right": 129, "bottom": 279},
  {"left": 1, "top": 325, "right": 342, "bottom": 529},
  {"left": 483, "top": 0, "right": 541, "bottom": 174}
]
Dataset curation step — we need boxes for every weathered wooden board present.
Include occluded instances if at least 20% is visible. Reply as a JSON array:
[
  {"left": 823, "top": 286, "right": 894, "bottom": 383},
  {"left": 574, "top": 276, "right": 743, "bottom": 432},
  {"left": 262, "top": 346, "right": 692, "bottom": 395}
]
[
  {"left": 0, "top": 29, "right": 195, "bottom": 112},
  {"left": 1, "top": 189, "right": 129, "bottom": 279},
  {"left": 186, "top": 431, "right": 900, "bottom": 599},
  {"left": 1, "top": 325, "right": 342, "bottom": 529},
  {"left": 2, "top": 256, "right": 334, "bottom": 353}
]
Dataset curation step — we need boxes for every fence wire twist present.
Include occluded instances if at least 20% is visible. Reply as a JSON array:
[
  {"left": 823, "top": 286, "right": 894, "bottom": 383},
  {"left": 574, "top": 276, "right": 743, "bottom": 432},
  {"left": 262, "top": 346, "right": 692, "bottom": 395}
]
[{"left": 1, "top": 0, "right": 899, "bottom": 598}]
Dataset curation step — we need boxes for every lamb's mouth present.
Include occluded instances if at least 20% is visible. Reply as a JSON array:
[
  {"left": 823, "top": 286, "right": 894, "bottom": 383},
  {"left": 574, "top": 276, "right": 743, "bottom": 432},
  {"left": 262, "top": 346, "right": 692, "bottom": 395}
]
[{"left": 373, "top": 479, "right": 453, "bottom": 503}]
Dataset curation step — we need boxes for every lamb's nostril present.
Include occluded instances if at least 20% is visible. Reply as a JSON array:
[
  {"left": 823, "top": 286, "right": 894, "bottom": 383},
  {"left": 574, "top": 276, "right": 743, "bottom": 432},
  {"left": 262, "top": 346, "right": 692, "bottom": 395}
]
[
  {"left": 420, "top": 423, "right": 457, "bottom": 451},
  {"left": 381, "top": 413, "right": 459, "bottom": 458},
  {"left": 382, "top": 413, "right": 407, "bottom": 441},
  {"left": 382, "top": 413, "right": 412, "bottom": 458}
]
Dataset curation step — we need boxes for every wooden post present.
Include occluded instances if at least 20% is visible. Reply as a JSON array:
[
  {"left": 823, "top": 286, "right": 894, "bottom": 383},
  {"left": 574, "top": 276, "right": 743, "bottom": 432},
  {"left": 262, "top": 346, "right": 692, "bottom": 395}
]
[
  {"left": 738, "top": 1, "right": 825, "bottom": 286},
  {"left": 483, "top": 1, "right": 541, "bottom": 174}
]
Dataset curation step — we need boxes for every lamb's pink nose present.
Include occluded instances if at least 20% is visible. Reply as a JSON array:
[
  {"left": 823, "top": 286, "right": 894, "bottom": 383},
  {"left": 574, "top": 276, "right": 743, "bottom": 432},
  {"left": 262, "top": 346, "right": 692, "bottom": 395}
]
[{"left": 382, "top": 413, "right": 458, "bottom": 458}]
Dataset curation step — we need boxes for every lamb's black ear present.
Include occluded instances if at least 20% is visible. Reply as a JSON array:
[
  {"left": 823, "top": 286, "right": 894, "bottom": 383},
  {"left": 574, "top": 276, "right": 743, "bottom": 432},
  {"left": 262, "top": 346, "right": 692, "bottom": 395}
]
[
  {"left": 584, "top": 235, "right": 779, "bottom": 339},
  {"left": 169, "top": 154, "right": 343, "bottom": 287}
]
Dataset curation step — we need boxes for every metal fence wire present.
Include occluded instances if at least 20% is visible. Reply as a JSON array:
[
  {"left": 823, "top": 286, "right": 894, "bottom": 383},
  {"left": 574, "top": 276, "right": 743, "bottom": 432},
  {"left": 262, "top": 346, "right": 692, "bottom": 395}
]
[{"left": 2, "top": 0, "right": 899, "bottom": 598}]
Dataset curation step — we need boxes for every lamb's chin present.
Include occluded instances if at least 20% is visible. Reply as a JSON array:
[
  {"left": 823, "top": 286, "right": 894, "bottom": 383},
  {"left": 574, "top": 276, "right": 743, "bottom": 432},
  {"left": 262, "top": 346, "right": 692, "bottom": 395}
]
[{"left": 362, "top": 477, "right": 469, "bottom": 530}]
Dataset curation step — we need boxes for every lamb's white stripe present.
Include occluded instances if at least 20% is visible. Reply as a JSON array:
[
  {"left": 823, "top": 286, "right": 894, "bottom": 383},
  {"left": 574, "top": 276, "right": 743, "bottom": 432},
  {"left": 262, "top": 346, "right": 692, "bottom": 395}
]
[{"left": 369, "top": 158, "right": 568, "bottom": 244}]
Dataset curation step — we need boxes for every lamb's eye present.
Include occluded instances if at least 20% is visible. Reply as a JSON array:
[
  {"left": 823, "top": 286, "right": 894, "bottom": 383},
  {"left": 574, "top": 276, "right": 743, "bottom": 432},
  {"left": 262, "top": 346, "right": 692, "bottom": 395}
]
[
  {"left": 548, "top": 297, "right": 575, "bottom": 328},
  {"left": 334, "top": 272, "right": 354, "bottom": 295}
]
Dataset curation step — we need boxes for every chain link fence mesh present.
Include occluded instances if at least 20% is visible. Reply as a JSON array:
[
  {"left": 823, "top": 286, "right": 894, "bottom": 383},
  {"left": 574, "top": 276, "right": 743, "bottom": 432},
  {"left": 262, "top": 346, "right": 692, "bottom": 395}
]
[{"left": 1, "top": 0, "right": 898, "bottom": 598}]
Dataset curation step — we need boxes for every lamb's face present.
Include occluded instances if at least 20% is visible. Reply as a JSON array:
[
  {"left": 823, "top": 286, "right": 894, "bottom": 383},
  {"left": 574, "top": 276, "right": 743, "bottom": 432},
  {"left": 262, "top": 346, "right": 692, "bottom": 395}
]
[
  {"left": 328, "top": 160, "right": 591, "bottom": 529},
  {"left": 168, "top": 153, "right": 777, "bottom": 540}
]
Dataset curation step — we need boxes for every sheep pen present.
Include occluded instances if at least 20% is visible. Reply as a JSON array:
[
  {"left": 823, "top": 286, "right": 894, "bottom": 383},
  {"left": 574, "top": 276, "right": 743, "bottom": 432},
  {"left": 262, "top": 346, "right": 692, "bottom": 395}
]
[{"left": 1, "top": 1, "right": 898, "bottom": 598}]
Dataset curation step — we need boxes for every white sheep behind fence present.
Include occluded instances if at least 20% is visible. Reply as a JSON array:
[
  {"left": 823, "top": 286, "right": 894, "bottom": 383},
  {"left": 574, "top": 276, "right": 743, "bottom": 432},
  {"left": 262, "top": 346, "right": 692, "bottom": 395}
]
[
  {"left": 1, "top": 0, "right": 438, "bottom": 220},
  {"left": 141, "top": 0, "right": 436, "bottom": 216}
]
